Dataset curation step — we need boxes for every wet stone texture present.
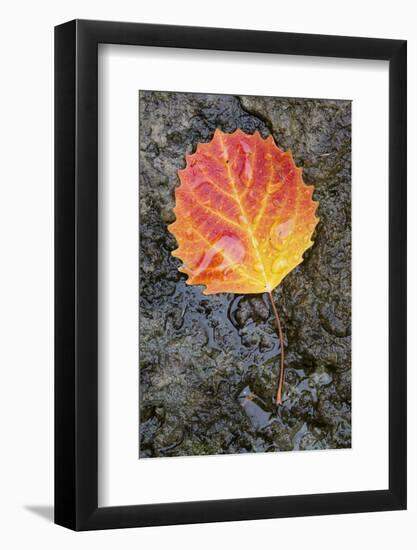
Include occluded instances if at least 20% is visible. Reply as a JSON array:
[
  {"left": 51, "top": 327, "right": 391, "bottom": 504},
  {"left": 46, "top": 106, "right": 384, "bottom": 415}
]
[{"left": 139, "top": 91, "right": 351, "bottom": 458}]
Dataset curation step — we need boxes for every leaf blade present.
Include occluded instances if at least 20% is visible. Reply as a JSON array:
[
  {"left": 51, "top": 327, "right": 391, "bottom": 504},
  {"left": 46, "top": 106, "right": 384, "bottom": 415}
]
[{"left": 168, "top": 129, "right": 319, "bottom": 295}]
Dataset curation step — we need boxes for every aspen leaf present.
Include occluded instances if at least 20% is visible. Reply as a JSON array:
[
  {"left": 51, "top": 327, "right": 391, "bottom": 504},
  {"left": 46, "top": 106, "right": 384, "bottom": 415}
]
[{"left": 168, "top": 129, "right": 319, "bottom": 403}]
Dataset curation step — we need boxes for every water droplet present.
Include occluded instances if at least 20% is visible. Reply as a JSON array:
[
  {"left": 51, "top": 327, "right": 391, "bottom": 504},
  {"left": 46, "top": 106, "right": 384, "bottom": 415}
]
[
  {"left": 185, "top": 227, "right": 193, "bottom": 237},
  {"left": 240, "top": 140, "right": 251, "bottom": 154},
  {"left": 193, "top": 181, "right": 212, "bottom": 204},
  {"left": 235, "top": 141, "right": 253, "bottom": 187},
  {"left": 272, "top": 257, "right": 288, "bottom": 273},
  {"left": 192, "top": 179, "right": 208, "bottom": 191},
  {"left": 269, "top": 219, "right": 294, "bottom": 249},
  {"left": 195, "top": 234, "right": 245, "bottom": 276}
]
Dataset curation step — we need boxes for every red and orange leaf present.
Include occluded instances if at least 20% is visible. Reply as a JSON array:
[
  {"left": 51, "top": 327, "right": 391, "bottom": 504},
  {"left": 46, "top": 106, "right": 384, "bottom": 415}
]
[{"left": 168, "top": 129, "right": 319, "bottom": 295}]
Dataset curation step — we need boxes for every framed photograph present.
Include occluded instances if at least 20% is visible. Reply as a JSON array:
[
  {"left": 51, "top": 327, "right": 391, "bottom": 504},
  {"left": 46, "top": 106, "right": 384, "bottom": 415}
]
[{"left": 55, "top": 19, "right": 406, "bottom": 530}]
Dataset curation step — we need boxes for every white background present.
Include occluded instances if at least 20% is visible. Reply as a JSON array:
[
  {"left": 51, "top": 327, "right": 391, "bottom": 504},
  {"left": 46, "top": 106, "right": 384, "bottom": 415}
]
[
  {"left": 0, "top": 1, "right": 415, "bottom": 549},
  {"left": 99, "top": 46, "right": 389, "bottom": 506}
]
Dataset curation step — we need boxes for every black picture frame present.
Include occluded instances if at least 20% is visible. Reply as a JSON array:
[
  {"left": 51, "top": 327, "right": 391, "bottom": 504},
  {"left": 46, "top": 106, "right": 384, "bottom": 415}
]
[{"left": 55, "top": 19, "right": 407, "bottom": 531}]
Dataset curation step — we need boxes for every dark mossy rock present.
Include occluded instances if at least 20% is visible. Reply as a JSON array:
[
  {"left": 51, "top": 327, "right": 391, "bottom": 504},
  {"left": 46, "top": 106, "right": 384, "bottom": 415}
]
[{"left": 139, "top": 91, "right": 351, "bottom": 458}]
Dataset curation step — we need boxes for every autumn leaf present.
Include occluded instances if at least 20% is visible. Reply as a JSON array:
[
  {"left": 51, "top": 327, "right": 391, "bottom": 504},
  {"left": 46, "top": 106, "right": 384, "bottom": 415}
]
[{"left": 168, "top": 129, "right": 319, "bottom": 404}]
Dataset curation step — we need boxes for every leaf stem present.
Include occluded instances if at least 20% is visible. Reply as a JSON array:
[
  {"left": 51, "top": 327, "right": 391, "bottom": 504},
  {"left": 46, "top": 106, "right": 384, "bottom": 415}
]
[{"left": 267, "top": 290, "right": 285, "bottom": 405}]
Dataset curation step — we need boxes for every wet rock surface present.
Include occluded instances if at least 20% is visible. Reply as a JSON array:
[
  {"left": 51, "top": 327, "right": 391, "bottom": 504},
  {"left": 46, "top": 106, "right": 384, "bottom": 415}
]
[{"left": 139, "top": 91, "right": 351, "bottom": 458}]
